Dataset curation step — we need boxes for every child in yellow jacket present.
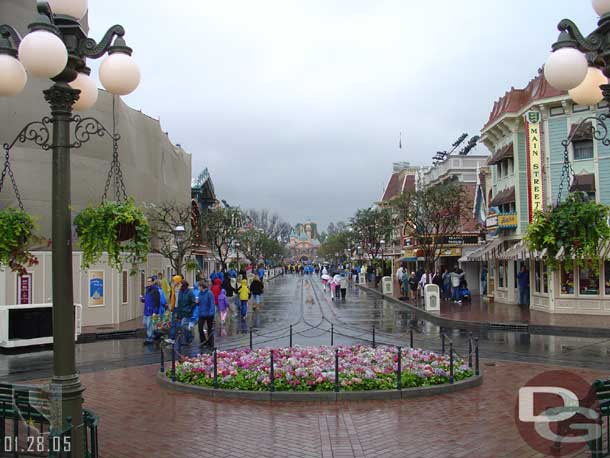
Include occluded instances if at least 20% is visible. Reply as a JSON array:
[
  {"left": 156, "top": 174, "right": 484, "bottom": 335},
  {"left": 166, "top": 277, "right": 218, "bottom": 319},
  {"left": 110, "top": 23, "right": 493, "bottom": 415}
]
[{"left": 238, "top": 279, "right": 249, "bottom": 318}]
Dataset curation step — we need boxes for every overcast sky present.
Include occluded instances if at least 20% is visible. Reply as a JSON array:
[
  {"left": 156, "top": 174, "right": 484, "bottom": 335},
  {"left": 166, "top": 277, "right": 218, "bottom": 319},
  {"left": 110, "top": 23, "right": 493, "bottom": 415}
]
[{"left": 87, "top": 1, "right": 597, "bottom": 230}]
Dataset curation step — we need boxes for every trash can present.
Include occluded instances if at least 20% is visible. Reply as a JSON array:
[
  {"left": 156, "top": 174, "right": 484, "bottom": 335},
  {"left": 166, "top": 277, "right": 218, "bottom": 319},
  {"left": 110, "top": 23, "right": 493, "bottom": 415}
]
[
  {"left": 382, "top": 276, "right": 393, "bottom": 296},
  {"left": 424, "top": 284, "right": 440, "bottom": 312},
  {"left": 358, "top": 274, "right": 367, "bottom": 285}
]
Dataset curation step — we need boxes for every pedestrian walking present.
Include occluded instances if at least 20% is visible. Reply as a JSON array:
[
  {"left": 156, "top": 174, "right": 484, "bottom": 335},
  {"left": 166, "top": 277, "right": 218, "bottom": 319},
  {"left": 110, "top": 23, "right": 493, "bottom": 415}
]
[
  {"left": 197, "top": 280, "right": 215, "bottom": 348},
  {"left": 340, "top": 273, "right": 348, "bottom": 300},
  {"left": 396, "top": 264, "right": 405, "bottom": 292},
  {"left": 450, "top": 267, "right": 461, "bottom": 303},
  {"left": 238, "top": 279, "right": 250, "bottom": 318},
  {"left": 481, "top": 265, "right": 488, "bottom": 296},
  {"left": 250, "top": 276, "right": 264, "bottom": 310},
  {"left": 517, "top": 265, "right": 530, "bottom": 306},
  {"left": 218, "top": 288, "right": 229, "bottom": 326},
  {"left": 408, "top": 272, "right": 418, "bottom": 302},
  {"left": 176, "top": 280, "right": 196, "bottom": 345},
  {"left": 157, "top": 272, "right": 171, "bottom": 302},
  {"left": 141, "top": 277, "right": 160, "bottom": 344}
]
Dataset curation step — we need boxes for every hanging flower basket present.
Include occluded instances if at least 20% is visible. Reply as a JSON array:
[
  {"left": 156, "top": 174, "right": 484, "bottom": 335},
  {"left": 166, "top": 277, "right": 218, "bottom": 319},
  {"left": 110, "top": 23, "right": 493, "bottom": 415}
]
[
  {"left": 74, "top": 198, "right": 150, "bottom": 272},
  {"left": 0, "top": 207, "right": 38, "bottom": 275},
  {"left": 116, "top": 221, "right": 137, "bottom": 242},
  {"left": 525, "top": 192, "right": 610, "bottom": 271}
]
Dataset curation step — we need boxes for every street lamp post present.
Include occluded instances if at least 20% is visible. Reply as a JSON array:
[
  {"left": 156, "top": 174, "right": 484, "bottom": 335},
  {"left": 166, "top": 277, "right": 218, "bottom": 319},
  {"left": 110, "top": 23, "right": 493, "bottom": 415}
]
[
  {"left": 235, "top": 241, "right": 241, "bottom": 272},
  {"left": 380, "top": 239, "right": 386, "bottom": 276},
  {"left": 174, "top": 225, "right": 186, "bottom": 277},
  {"left": 0, "top": 4, "right": 139, "bottom": 454}
]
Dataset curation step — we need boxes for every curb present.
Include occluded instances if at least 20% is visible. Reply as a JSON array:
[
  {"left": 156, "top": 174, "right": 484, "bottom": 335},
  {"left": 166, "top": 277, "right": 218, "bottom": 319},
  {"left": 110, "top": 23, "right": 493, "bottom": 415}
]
[
  {"left": 357, "top": 284, "right": 610, "bottom": 338},
  {"left": 156, "top": 371, "right": 483, "bottom": 402}
]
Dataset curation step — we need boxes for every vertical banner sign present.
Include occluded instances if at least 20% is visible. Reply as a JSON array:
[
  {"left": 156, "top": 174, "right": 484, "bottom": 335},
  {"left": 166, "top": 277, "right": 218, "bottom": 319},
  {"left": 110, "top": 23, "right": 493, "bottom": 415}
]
[
  {"left": 525, "top": 111, "right": 543, "bottom": 221},
  {"left": 89, "top": 271, "right": 104, "bottom": 306},
  {"left": 17, "top": 273, "right": 32, "bottom": 304}
]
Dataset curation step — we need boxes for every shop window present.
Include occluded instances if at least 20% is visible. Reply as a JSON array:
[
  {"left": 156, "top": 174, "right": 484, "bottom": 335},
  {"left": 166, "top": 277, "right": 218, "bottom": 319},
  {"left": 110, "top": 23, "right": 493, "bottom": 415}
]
[
  {"left": 573, "top": 104, "right": 590, "bottom": 112},
  {"left": 573, "top": 140, "right": 594, "bottom": 160},
  {"left": 550, "top": 106, "right": 565, "bottom": 116},
  {"left": 535, "top": 261, "right": 541, "bottom": 293},
  {"left": 579, "top": 265, "right": 600, "bottom": 295},
  {"left": 561, "top": 262, "right": 575, "bottom": 295},
  {"left": 543, "top": 262, "right": 549, "bottom": 294},
  {"left": 498, "top": 260, "right": 505, "bottom": 288},
  {"left": 605, "top": 261, "right": 610, "bottom": 295}
]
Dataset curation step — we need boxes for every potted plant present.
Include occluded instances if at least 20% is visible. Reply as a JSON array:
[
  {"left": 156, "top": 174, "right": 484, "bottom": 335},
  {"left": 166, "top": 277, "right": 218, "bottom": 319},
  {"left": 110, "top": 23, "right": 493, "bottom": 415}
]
[
  {"left": 74, "top": 198, "right": 150, "bottom": 272},
  {"left": 185, "top": 258, "right": 200, "bottom": 272},
  {"left": 0, "top": 207, "right": 38, "bottom": 275},
  {"left": 525, "top": 192, "right": 610, "bottom": 271}
]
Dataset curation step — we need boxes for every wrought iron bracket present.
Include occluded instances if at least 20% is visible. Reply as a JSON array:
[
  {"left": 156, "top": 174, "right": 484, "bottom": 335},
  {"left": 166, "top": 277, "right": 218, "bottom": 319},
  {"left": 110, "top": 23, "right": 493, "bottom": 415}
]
[
  {"left": 0, "top": 24, "right": 22, "bottom": 55},
  {"left": 70, "top": 116, "right": 119, "bottom": 149},
  {"left": 3, "top": 119, "right": 53, "bottom": 152},
  {"left": 557, "top": 19, "right": 603, "bottom": 53}
]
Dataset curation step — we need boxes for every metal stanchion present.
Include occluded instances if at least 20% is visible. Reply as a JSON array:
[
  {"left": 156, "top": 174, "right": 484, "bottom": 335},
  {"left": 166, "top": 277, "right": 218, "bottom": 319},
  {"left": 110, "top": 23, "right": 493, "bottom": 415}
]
[
  {"left": 475, "top": 337, "right": 480, "bottom": 376},
  {"left": 213, "top": 348, "right": 218, "bottom": 388},
  {"left": 441, "top": 333, "right": 445, "bottom": 355},
  {"left": 270, "top": 350, "right": 275, "bottom": 392},
  {"left": 331, "top": 323, "right": 334, "bottom": 346},
  {"left": 249, "top": 327, "right": 253, "bottom": 350},
  {"left": 409, "top": 329, "right": 414, "bottom": 349},
  {"left": 290, "top": 324, "right": 293, "bottom": 348},
  {"left": 159, "top": 344, "right": 165, "bottom": 373},
  {"left": 396, "top": 346, "right": 402, "bottom": 390},
  {"left": 335, "top": 348, "right": 340, "bottom": 393},
  {"left": 468, "top": 333, "right": 473, "bottom": 369},
  {"left": 372, "top": 325, "right": 376, "bottom": 348},
  {"left": 449, "top": 342, "right": 454, "bottom": 384},
  {"left": 171, "top": 343, "right": 176, "bottom": 382}
]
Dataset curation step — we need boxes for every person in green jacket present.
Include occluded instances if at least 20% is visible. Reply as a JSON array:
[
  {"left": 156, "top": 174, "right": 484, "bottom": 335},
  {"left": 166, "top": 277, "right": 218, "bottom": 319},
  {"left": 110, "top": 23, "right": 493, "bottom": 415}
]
[{"left": 175, "top": 280, "right": 196, "bottom": 345}]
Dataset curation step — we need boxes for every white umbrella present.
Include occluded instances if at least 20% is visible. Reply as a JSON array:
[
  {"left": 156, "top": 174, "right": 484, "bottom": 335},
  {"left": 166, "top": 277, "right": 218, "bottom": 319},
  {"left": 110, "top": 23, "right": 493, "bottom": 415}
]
[{"left": 321, "top": 274, "right": 331, "bottom": 280}]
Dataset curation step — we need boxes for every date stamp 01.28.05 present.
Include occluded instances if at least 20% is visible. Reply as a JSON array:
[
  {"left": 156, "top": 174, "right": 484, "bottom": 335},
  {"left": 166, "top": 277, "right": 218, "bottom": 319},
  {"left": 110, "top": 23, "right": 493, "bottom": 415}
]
[{"left": 3, "top": 435, "right": 71, "bottom": 454}]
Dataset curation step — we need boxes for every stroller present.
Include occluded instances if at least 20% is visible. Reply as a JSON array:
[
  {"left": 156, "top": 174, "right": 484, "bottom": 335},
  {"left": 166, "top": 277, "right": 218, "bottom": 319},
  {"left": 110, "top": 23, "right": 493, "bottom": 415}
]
[{"left": 458, "top": 287, "right": 471, "bottom": 302}]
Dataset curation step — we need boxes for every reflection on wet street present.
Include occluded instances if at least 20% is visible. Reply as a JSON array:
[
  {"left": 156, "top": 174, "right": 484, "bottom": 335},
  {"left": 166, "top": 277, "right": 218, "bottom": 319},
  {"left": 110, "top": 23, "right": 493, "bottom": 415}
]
[{"left": 2, "top": 274, "right": 609, "bottom": 382}]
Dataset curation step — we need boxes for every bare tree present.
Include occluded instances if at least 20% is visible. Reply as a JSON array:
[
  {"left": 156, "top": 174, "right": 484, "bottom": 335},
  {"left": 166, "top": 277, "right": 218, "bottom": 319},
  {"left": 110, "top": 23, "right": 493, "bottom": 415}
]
[
  {"left": 146, "top": 202, "right": 199, "bottom": 276},
  {"left": 202, "top": 207, "right": 242, "bottom": 271},
  {"left": 244, "top": 208, "right": 292, "bottom": 241}
]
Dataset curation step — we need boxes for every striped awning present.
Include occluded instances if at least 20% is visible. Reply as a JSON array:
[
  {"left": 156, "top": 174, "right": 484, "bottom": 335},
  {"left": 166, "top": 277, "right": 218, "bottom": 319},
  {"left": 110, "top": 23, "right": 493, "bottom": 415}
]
[
  {"left": 498, "top": 240, "right": 530, "bottom": 260},
  {"left": 466, "top": 239, "right": 503, "bottom": 261}
]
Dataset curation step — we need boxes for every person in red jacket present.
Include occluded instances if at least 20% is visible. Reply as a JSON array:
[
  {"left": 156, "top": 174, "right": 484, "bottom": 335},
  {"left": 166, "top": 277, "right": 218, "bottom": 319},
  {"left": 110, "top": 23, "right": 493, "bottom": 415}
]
[{"left": 211, "top": 278, "right": 222, "bottom": 305}]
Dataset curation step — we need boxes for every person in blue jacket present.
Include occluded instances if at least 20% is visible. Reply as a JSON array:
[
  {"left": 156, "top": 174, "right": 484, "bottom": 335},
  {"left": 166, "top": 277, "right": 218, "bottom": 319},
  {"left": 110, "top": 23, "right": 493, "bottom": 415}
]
[
  {"left": 197, "top": 280, "right": 216, "bottom": 348},
  {"left": 258, "top": 266, "right": 265, "bottom": 281},
  {"left": 141, "top": 277, "right": 160, "bottom": 344}
]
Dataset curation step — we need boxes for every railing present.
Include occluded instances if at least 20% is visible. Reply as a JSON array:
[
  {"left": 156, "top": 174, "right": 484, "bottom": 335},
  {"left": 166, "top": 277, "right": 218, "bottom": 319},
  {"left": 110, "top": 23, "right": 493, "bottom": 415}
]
[
  {"left": 161, "top": 324, "right": 480, "bottom": 392},
  {"left": 0, "top": 383, "right": 99, "bottom": 458}
]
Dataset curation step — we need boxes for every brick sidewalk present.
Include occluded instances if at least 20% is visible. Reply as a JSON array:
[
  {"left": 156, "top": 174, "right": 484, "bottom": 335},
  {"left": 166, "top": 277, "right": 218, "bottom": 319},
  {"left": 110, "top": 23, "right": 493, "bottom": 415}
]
[{"left": 75, "top": 361, "right": 606, "bottom": 458}]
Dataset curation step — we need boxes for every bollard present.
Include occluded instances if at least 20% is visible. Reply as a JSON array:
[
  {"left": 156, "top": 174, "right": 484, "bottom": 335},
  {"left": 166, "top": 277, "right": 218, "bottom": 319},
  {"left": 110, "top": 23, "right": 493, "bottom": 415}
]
[
  {"left": 335, "top": 348, "right": 340, "bottom": 393},
  {"left": 171, "top": 342, "right": 176, "bottom": 382},
  {"left": 441, "top": 333, "right": 445, "bottom": 355},
  {"left": 160, "top": 345, "right": 165, "bottom": 373},
  {"left": 290, "top": 324, "right": 293, "bottom": 348},
  {"left": 372, "top": 325, "right": 376, "bottom": 348},
  {"left": 213, "top": 348, "right": 218, "bottom": 388},
  {"left": 409, "top": 329, "right": 414, "bottom": 349},
  {"left": 331, "top": 323, "right": 334, "bottom": 346},
  {"left": 396, "top": 346, "right": 402, "bottom": 391},
  {"left": 449, "top": 342, "right": 454, "bottom": 384},
  {"left": 475, "top": 337, "right": 480, "bottom": 376},
  {"left": 468, "top": 333, "right": 473, "bottom": 369},
  {"left": 249, "top": 327, "right": 253, "bottom": 350},
  {"left": 270, "top": 350, "right": 275, "bottom": 392}
]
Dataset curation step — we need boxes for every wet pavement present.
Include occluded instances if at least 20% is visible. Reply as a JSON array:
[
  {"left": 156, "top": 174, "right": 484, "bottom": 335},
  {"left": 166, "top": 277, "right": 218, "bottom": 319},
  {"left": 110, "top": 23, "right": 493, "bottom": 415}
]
[{"left": 2, "top": 274, "right": 610, "bottom": 383}]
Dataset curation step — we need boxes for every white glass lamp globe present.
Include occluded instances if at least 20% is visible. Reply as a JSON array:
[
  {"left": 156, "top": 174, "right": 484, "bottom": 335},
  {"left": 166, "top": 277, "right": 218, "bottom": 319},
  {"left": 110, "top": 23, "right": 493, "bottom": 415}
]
[
  {"left": 99, "top": 53, "right": 140, "bottom": 95},
  {"left": 592, "top": 0, "right": 610, "bottom": 16},
  {"left": 47, "top": 0, "right": 88, "bottom": 19},
  {"left": 18, "top": 30, "right": 68, "bottom": 78},
  {"left": 544, "top": 47, "right": 589, "bottom": 91},
  {"left": 0, "top": 54, "right": 27, "bottom": 96},
  {"left": 569, "top": 67, "right": 608, "bottom": 106},
  {"left": 69, "top": 72, "right": 98, "bottom": 111}
]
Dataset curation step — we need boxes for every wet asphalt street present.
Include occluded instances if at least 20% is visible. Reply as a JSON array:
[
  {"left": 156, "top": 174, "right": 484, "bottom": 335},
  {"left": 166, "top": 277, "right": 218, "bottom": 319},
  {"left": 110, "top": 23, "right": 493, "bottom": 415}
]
[{"left": 1, "top": 274, "right": 609, "bottom": 382}]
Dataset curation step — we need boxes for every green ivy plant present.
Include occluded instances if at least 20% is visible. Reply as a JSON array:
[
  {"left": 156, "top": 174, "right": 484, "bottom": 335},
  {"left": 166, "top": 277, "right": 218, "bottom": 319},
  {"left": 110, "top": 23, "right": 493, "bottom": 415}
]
[
  {"left": 525, "top": 192, "right": 610, "bottom": 271},
  {"left": 74, "top": 198, "right": 150, "bottom": 273},
  {"left": 185, "top": 258, "right": 199, "bottom": 272},
  {"left": 0, "top": 207, "right": 38, "bottom": 275}
]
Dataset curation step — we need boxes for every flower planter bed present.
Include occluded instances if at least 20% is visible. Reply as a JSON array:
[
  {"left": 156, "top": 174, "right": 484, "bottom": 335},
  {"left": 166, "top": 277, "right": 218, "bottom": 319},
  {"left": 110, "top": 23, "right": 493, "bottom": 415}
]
[{"left": 160, "top": 345, "right": 480, "bottom": 401}]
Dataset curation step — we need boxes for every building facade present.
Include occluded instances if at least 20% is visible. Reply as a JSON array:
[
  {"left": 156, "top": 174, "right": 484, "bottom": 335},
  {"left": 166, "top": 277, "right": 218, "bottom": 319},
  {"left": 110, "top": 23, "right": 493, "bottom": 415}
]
[{"left": 477, "top": 70, "right": 610, "bottom": 315}]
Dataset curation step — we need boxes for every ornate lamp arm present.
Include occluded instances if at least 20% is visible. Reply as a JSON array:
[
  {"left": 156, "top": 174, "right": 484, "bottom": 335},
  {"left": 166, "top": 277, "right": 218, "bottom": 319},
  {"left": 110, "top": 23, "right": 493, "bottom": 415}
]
[
  {"left": 79, "top": 24, "right": 126, "bottom": 59},
  {"left": 557, "top": 19, "right": 603, "bottom": 53},
  {"left": 0, "top": 24, "right": 22, "bottom": 51}
]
